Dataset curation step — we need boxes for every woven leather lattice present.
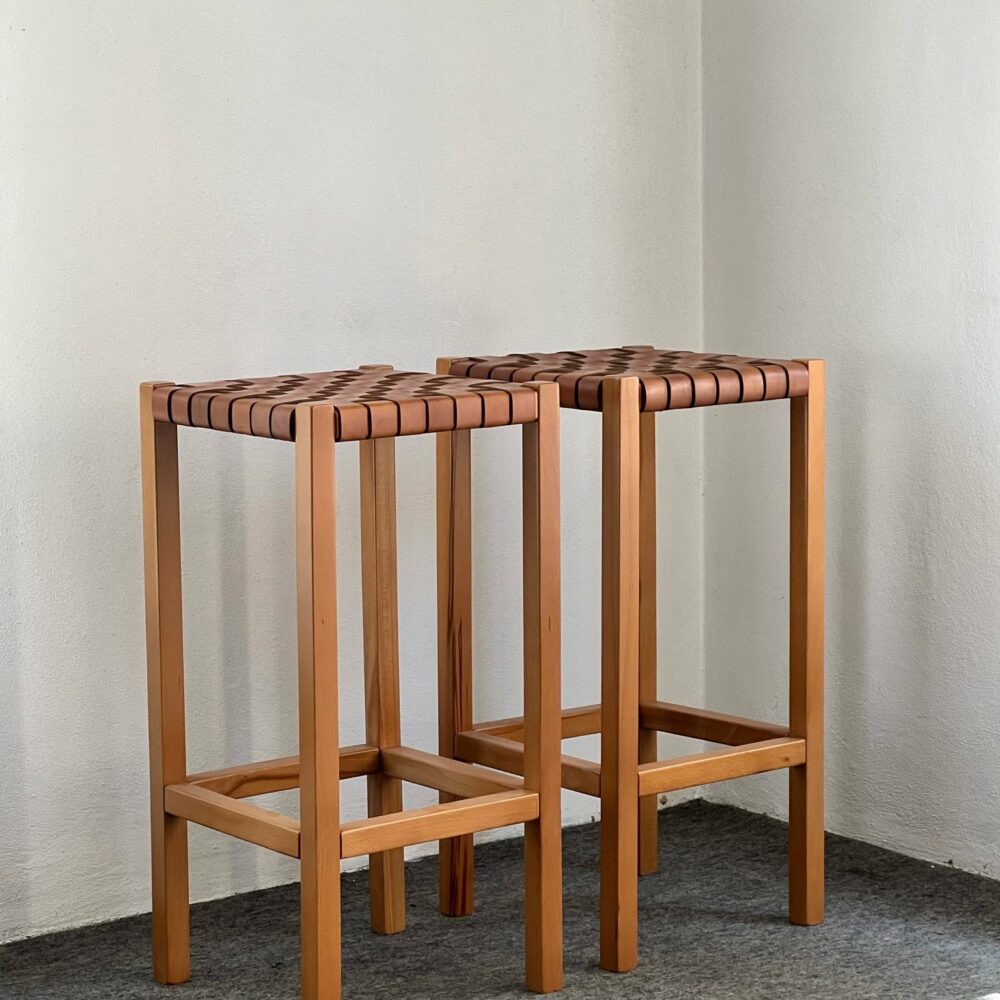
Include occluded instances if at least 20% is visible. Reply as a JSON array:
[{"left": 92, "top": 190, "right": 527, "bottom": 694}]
[
  {"left": 151, "top": 369, "right": 538, "bottom": 442},
  {"left": 449, "top": 347, "right": 810, "bottom": 412}
]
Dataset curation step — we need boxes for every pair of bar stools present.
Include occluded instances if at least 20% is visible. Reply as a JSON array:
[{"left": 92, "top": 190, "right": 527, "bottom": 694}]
[{"left": 141, "top": 347, "right": 824, "bottom": 1000}]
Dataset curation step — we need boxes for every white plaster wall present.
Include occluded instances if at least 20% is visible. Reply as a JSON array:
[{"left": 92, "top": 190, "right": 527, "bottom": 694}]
[
  {"left": 0, "top": 1, "right": 704, "bottom": 941},
  {"left": 700, "top": 1, "right": 1000, "bottom": 876}
]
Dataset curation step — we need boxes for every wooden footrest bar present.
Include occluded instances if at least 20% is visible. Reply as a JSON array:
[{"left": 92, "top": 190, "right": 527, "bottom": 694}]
[
  {"left": 340, "top": 790, "right": 539, "bottom": 859},
  {"left": 637, "top": 738, "right": 806, "bottom": 797},
  {"left": 639, "top": 700, "right": 788, "bottom": 746},
  {"left": 471, "top": 702, "right": 787, "bottom": 748},
  {"left": 472, "top": 703, "right": 602, "bottom": 742},
  {"left": 165, "top": 783, "right": 301, "bottom": 858},
  {"left": 463, "top": 702, "right": 793, "bottom": 802},
  {"left": 455, "top": 730, "right": 600, "bottom": 797},
  {"left": 168, "top": 745, "right": 536, "bottom": 863},
  {"left": 381, "top": 746, "right": 523, "bottom": 797},
  {"left": 185, "top": 743, "right": 380, "bottom": 798},
  {"left": 168, "top": 731, "right": 799, "bottom": 864}
]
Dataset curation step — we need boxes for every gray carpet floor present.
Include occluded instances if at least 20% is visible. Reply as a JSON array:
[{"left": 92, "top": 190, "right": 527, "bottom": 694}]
[{"left": 3, "top": 801, "right": 1000, "bottom": 1000}]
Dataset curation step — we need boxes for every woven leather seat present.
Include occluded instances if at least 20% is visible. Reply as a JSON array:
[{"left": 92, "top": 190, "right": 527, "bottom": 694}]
[
  {"left": 448, "top": 347, "right": 809, "bottom": 411},
  {"left": 151, "top": 369, "right": 538, "bottom": 442}
]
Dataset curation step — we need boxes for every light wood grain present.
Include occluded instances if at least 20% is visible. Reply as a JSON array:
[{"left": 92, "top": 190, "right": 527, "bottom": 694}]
[
  {"left": 341, "top": 791, "right": 539, "bottom": 860},
  {"left": 789, "top": 359, "right": 825, "bottom": 926},
  {"left": 185, "top": 745, "right": 379, "bottom": 798},
  {"left": 639, "top": 701, "right": 789, "bottom": 746},
  {"left": 140, "top": 382, "right": 190, "bottom": 986},
  {"left": 522, "top": 382, "right": 563, "bottom": 992},
  {"left": 455, "top": 731, "right": 600, "bottom": 798},
  {"left": 638, "top": 411, "right": 659, "bottom": 876},
  {"left": 638, "top": 738, "right": 806, "bottom": 796},
  {"left": 435, "top": 357, "right": 475, "bottom": 917},
  {"left": 296, "top": 403, "right": 341, "bottom": 1000},
  {"left": 164, "top": 784, "right": 300, "bottom": 858},
  {"left": 600, "top": 376, "right": 640, "bottom": 973},
  {"left": 381, "top": 746, "right": 523, "bottom": 797},
  {"left": 360, "top": 435, "right": 406, "bottom": 935},
  {"left": 471, "top": 703, "right": 601, "bottom": 741}
]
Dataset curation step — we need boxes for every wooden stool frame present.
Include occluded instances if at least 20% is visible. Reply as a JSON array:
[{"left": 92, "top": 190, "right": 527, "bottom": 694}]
[
  {"left": 438, "top": 355, "right": 825, "bottom": 973},
  {"left": 140, "top": 374, "right": 564, "bottom": 1000}
]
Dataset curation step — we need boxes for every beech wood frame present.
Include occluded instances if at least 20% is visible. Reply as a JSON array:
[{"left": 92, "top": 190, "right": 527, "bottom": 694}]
[
  {"left": 140, "top": 374, "right": 563, "bottom": 1000},
  {"left": 438, "top": 356, "right": 826, "bottom": 973}
]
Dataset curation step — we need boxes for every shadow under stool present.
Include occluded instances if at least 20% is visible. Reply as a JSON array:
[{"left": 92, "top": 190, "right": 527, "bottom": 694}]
[
  {"left": 139, "top": 366, "right": 564, "bottom": 999},
  {"left": 440, "top": 347, "right": 825, "bottom": 973}
]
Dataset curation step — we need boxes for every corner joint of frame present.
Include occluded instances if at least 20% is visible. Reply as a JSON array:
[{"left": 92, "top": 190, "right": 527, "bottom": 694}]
[
  {"left": 292, "top": 399, "right": 337, "bottom": 444},
  {"left": 601, "top": 373, "right": 643, "bottom": 411},
  {"left": 521, "top": 379, "right": 559, "bottom": 399},
  {"left": 139, "top": 380, "right": 174, "bottom": 396},
  {"left": 794, "top": 358, "right": 825, "bottom": 396},
  {"left": 139, "top": 381, "right": 174, "bottom": 419}
]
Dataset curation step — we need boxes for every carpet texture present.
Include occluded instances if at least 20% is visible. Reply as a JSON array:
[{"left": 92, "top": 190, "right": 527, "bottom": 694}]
[{"left": 3, "top": 801, "right": 999, "bottom": 999}]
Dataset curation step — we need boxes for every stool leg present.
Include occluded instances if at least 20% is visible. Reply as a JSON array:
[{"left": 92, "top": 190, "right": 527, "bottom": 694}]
[
  {"left": 788, "top": 360, "right": 825, "bottom": 926},
  {"left": 522, "top": 382, "right": 563, "bottom": 993},
  {"left": 436, "top": 361, "right": 475, "bottom": 917},
  {"left": 599, "top": 377, "right": 641, "bottom": 973},
  {"left": 296, "top": 404, "right": 341, "bottom": 1000},
  {"left": 638, "top": 411, "right": 659, "bottom": 876},
  {"left": 360, "top": 437, "right": 406, "bottom": 935},
  {"left": 140, "top": 383, "right": 190, "bottom": 985}
]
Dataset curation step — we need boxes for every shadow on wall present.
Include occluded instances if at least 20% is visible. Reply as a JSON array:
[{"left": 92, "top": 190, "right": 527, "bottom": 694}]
[
  {"left": 703, "top": 342, "right": 1000, "bottom": 870},
  {"left": 1, "top": 485, "right": 30, "bottom": 940},
  {"left": 828, "top": 351, "right": 1000, "bottom": 854},
  {"left": 180, "top": 430, "right": 305, "bottom": 896},
  {"left": 1, "top": 407, "right": 157, "bottom": 941},
  {"left": 213, "top": 434, "right": 256, "bottom": 892}
]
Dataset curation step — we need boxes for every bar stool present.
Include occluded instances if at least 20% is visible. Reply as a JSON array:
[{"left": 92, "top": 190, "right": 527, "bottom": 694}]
[
  {"left": 439, "top": 347, "right": 825, "bottom": 972},
  {"left": 139, "top": 366, "right": 563, "bottom": 1000}
]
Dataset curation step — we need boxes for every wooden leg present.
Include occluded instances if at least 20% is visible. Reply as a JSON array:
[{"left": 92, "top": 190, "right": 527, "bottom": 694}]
[
  {"left": 638, "top": 411, "right": 659, "bottom": 876},
  {"left": 788, "top": 360, "right": 825, "bottom": 926},
  {"left": 437, "top": 355, "right": 474, "bottom": 916},
  {"left": 296, "top": 404, "right": 342, "bottom": 1000},
  {"left": 360, "top": 436, "right": 406, "bottom": 935},
  {"left": 522, "top": 383, "right": 563, "bottom": 993},
  {"left": 140, "top": 382, "right": 190, "bottom": 986},
  {"left": 599, "top": 377, "right": 641, "bottom": 973}
]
